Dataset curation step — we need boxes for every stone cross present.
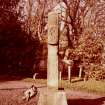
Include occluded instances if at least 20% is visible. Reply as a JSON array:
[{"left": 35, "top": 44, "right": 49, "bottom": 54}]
[
  {"left": 47, "top": 11, "right": 59, "bottom": 89},
  {"left": 38, "top": 11, "right": 68, "bottom": 105}
]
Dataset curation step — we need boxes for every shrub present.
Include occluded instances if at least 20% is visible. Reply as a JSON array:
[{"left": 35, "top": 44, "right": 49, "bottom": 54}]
[{"left": 84, "top": 64, "right": 105, "bottom": 80}]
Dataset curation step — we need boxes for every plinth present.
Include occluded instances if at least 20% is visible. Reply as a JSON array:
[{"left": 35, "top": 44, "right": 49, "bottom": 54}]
[{"left": 37, "top": 89, "right": 68, "bottom": 105}]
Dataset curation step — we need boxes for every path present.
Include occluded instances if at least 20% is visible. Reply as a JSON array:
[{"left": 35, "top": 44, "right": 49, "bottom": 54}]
[{"left": 0, "top": 81, "right": 105, "bottom": 105}]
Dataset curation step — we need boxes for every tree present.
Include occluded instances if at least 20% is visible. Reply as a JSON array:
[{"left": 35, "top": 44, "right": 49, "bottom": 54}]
[
  {"left": 0, "top": 0, "right": 105, "bottom": 79},
  {"left": 0, "top": 0, "right": 42, "bottom": 75}
]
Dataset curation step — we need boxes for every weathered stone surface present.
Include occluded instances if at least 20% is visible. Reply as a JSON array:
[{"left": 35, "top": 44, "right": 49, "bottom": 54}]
[
  {"left": 37, "top": 90, "right": 68, "bottom": 105},
  {"left": 47, "top": 12, "right": 58, "bottom": 89},
  {"left": 48, "top": 12, "right": 58, "bottom": 44},
  {"left": 37, "top": 93, "right": 47, "bottom": 105},
  {"left": 47, "top": 91, "right": 68, "bottom": 105},
  {"left": 47, "top": 45, "right": 58, "bottom": 89}
]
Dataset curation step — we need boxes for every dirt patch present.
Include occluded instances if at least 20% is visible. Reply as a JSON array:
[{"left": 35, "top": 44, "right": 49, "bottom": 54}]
[
  {"left": 0, "top": 81, "right": 41, "bottom": 105},
  {"left": 0, "top": 89, "right": 38, "bottom": 105}
]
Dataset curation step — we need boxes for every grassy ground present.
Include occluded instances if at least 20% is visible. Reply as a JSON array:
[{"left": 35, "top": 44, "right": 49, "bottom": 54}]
[
  {"left": 59, "top": 79, "right": 105, "bottom": 95},
  {"left": 0, "top": 75, "right": 105, "bottom": 95},
  {"left": 22, "top": 77, "right": 105, "bottom": 95}
]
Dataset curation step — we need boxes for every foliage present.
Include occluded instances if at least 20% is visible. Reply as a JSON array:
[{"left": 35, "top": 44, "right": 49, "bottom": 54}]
[
  {"left": 0, "top": 0, "right": 42, "bottom": 75},
  {"left": 58, "top": 1, "right": 105, "bottom": 81},
  {"left": 83, "top": 64, "right": 105, "bottom": 80},
  {"left": 0, "top": 0, "right": 105, "bottom": 79}
]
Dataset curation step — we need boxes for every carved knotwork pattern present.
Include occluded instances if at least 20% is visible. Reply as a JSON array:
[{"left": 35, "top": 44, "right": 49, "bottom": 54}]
[{"left": 48, "top": 26, "right": 58, "bottom": 44}]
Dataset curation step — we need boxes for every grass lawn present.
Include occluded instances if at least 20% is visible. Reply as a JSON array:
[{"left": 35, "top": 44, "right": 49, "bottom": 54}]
[
  {"left": 22, "top": 77, "right": 105, "bottom": 95},
  {"left": 0, "top": 75, "right": 105, "bottom": 95},
  {"left": 60, "top": 79, "right": 105, "bottom": 95}
]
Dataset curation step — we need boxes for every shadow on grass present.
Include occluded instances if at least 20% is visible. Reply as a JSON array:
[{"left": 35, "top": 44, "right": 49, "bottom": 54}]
[
  {"left": 67, "top": 97, "right": 105, "bottom": 105},
  {"left": 0, "top": 71, "right": 47, "bottom": 82},
  {"left": 0, "top": 74, "right": 31, "bottom": 82},
  {"left": 71, "top": 78, "right": 83, "bottom": 83}
]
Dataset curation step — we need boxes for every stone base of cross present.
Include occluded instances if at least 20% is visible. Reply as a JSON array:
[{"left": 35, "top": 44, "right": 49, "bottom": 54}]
[{"left": 37, "top": 89, "right": 68, "bottom": 105}]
